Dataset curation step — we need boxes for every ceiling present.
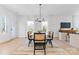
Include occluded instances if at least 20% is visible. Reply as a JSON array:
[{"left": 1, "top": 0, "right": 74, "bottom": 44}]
[{"left": 2, "top": 4, "right": 79, "bottom": 16}]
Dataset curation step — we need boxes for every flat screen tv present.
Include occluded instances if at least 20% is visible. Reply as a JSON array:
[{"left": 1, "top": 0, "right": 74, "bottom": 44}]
[{"left": 60, "top": 22, "right": 71, "bottom": 28}]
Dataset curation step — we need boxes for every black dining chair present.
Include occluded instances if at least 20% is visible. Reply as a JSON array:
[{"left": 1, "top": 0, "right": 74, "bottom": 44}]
[
  {"left": 27, "top": 32, "right": 34, "bottom": 47},
  {"left": 46, "top": 32, "right": 54, "bottom": 47},
  {"left": 34, "top": 33, "right": 46, "bottom": 55}
]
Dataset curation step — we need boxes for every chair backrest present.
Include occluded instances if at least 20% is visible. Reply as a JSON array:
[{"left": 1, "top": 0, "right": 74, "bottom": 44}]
[
  {"left": 48, "top": 32, "right": 54, "bottom": 40},
  {"left": 52, "top": 32, "right": 54, "bottom": 39},
  {"left": 34, "top": 33, "right": 46, "bottom": 55},
  {"left": 27, "top": 32, "right": 32, "bottom": 39},
  {"left": 34, "top": 33, "right": 46, "bottom": 41}
]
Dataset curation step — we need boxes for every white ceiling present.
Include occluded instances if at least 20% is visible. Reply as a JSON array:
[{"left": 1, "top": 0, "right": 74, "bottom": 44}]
[{"left": 2, "top": 4, "right": 79, "bottom": 16}]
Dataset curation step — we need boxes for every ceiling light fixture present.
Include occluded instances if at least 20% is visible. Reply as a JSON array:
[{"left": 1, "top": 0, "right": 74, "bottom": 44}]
[{"left": 35, "top": 4, "right": 45, "bottom": 22}]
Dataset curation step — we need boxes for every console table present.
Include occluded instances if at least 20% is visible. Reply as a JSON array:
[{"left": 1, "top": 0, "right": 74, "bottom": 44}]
[
  {"left": 59, "top": 29, "right": 76, "bottom": 42},
  {"left": 59, "top": 29, "right": 76, "bottom": 33}
]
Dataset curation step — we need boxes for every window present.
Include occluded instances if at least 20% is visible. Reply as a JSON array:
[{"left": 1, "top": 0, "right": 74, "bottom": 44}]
[
  {"left": 0, "top": 16, "right": 6, "bottom": 34},
  {"left": 27, "top": 21, "right": 34, "bottom": 32},
  {"left": 27, "top": 21, "right": 48, "bottom": 33},
  {"left": 42, "top": 21, "right": 48, "bottom": 32}
]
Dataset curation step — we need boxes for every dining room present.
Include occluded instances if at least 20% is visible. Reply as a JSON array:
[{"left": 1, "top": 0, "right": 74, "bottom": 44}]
[{"left": 0, "top": 4, "right": 79, "bottom": 55}]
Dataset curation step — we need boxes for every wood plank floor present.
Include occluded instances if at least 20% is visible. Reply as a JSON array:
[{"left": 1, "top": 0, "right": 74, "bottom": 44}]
[{"left": 0, "top": 37, "right": 79, "bottom": 55}]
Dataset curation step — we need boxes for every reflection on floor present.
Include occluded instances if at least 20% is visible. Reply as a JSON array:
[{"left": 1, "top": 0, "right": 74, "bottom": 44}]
[{"left": 0, "top": 37, "right": 79, "bottom": 55}]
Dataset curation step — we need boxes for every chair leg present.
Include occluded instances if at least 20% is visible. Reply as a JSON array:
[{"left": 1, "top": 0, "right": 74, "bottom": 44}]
[
  {"left": 44, "top": 44, "right": 46, "bottom": 55},
  {"left": 34, "top": 45, "right": 35, "bottom": 55},
  {"left": 49, "top": 40, "right": 53, "bottom": 47},
  {"left": 50, "top": 40, "right": 53, "bottom": 47},
  {"left": 44, "top": 48, "right": 46, "bottom": 55},
  {"left": 44, "top": 50, "right": 46, "bottom": 55},
  {"left": 28, "top": 40, "right": 32, "bottom": 47},
  {"left": 46, "top": 40, "right": 49, "bottom": 44},
  {"left": 34, "top": 50, "right": 35, "bottom": 55},
  {"left": 48, "top": 40, "right": 50, "bottom": 44},
  {"left": 46, "top": 40, "right": 48, "bottom": 44}
]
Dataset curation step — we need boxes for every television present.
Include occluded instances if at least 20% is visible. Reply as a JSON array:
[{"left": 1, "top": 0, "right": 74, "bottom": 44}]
[{"left": 60, "top": 22, "right": 71, "bottom": 28}]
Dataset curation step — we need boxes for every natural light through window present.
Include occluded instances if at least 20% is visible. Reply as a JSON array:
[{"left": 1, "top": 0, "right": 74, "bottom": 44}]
[
  {"left": 0, "top": 16, "right": 6, "bottom": 34},
  {"left": 27, "top": 21, "right": 48, "bottom": 33},
  {"left": 42, "top": 21, "right": 48, "bottom": 32},
  {"left": 27, "top": 21, "right": 34, "bottom": 32}
]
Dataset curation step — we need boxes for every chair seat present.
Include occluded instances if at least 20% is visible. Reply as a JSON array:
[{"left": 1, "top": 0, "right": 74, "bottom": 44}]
[
  {"left": 35, "top": 43, "right": 45, "bottom": 50},
  {"left": 46, "top": 37, "right": 52, "bottom": 39},
  {"left": 35, "top": 41, "right": 46, "bottom": 43}
]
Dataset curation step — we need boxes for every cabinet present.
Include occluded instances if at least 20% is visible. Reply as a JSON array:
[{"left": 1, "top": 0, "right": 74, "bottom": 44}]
[
  {"left": 70, "top": 34, "right": 79, "bottom": 48},
  {"left": 59, "top": 32, "right": 67, "bottom": 41}
]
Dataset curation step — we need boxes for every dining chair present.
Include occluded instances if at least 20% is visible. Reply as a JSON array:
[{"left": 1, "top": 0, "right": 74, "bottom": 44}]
[
  {"left": 46, "top": 32, "right": 54, "bottom": 47},
  {"left": 34, "top": 33, "right": 46, "bottom": 55},
  {"left": 27, "top": 32, "right": 34, "bottom": 47}
]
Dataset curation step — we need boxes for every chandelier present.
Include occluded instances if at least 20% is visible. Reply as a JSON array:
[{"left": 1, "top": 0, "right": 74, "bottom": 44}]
[{"left": 35, "top": 4, "right": 45, "bottom": 22}]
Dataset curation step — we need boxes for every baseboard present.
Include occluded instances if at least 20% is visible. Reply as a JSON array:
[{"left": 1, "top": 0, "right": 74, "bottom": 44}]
[{"left": 0, "top": 37, "right": 17, "bottom": 44}]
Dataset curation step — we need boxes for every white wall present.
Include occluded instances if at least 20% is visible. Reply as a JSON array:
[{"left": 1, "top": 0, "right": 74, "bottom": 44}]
[
  {"left": 48, "top": 16, "right": 60, "bottom": 37},
  {"left": 0, "top": 5, "right": 18, "bottom": 43},
  {"left": 17, "top": 15, "right": 73, "bottom": 37},
  {"left": 59, "top": 16, "right": 73, "bottom": 27},
  {"left": 48, "top": 16, "right": 73, "bottom": 37},
  {"left": 72, "top": 15, "right": 79, "bottom": 29},
  {"left": 0, "top": 5, "right": 79, "bottom": 43},
  {"left": 17, "top": 16, "right": 27, "bottom": 37},
  {"left": 17, "top": 15, "right": 37, "bottom": 37}
]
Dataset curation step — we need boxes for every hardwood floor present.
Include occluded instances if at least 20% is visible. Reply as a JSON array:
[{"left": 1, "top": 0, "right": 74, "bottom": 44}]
[{"left": 0, "top": 37, "right": 79, "bottom": 55}]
